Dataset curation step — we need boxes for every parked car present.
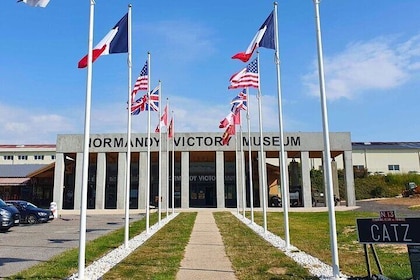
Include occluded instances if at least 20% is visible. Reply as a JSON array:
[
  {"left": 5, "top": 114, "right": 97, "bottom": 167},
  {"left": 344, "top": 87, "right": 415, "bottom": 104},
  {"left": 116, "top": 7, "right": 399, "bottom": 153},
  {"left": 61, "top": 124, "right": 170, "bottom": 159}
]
[
  {"left": 0, "top": 198, "right": 20, "bottom": 231},
  {"left": 5, "top": 200, "right": 54, "bottom": 224},
  {"left": 0, "top": 208, "right": 13, "bottom": 232},
  {"left": 0, "top": 199, "right": 20, "bottom": 228}
]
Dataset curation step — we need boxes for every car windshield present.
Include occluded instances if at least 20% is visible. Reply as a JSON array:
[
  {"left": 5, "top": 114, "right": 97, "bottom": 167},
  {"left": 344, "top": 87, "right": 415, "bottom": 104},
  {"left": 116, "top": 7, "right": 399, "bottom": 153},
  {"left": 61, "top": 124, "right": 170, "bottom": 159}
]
[
  {"left": 0, "top": 199, "right": 8, "bottom": 207},
  {"left": 25, "top": 202, "right": 38, "bottom": 209}
]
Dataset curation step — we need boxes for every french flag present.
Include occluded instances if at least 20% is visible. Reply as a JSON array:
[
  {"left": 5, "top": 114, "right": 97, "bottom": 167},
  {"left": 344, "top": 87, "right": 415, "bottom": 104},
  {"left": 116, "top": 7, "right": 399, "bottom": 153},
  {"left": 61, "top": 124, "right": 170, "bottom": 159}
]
[
  {"left": 232, "top": 11, "right": 275, "bottom": 63},
  {"left": 78, "top": 13, "right": 128, "bottom": 68}
]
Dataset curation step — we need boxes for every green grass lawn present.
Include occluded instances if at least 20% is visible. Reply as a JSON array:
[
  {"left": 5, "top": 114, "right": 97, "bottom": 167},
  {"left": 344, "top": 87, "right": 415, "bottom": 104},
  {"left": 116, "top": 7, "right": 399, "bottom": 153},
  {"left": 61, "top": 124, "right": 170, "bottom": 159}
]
[
  {"left": 249, "top": 210, "right": 413, "bottom": 280},
  {"left": 7, "top": 209, "right": 415, "bottom": 280}
]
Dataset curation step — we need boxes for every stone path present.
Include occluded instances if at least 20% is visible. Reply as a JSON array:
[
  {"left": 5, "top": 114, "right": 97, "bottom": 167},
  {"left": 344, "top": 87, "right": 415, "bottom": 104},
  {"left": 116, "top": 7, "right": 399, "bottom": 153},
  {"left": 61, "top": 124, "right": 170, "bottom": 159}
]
[{"left": 176, "top": 211, "right": 237, "bottom": 280}]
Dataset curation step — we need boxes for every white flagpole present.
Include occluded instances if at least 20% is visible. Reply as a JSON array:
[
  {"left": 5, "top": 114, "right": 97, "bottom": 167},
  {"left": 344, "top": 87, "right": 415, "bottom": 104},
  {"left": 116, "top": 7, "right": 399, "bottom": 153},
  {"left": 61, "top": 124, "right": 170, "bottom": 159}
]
[
  {"left": 166, "top": 98, "right": 170, "bottom": 217},
  {"left": 171, "top": 112, "right": 175, "bottom": 215},
  {"left": 273, "top": 2, "right": 290, "bottom": 248},
  {"left": 78, "top": 1, "right": 95, "bottom": 278},
  {"left": 313, "top": 0, "right": 340, "bottom": 277},
  {"left": 245, "top": 88, "right": 254, "bottom": 223},
  {"left": 235, "top": 120, "right": 240, "bottom": 215},
  {"left": 124, "top": 4, "right": 132, "bottom": 248},
  {"left": 240, "top": 121, "right": 246, "bottom": 217},
  {"left": 256, "top": 52, "right": 267, "bottom": 232},
  {"left": 157, "top": 80, "right": 162, "bottom": 224},
  {"left": 146, "top": 52, "right": 151, "bottom": 233}
]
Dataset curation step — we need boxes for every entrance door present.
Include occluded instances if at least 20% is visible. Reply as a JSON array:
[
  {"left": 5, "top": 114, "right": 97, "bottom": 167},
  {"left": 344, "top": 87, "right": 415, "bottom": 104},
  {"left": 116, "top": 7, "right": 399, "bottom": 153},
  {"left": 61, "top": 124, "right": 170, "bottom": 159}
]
[{"left": 189, "top": 185, "right": 216, "bottom": 207}]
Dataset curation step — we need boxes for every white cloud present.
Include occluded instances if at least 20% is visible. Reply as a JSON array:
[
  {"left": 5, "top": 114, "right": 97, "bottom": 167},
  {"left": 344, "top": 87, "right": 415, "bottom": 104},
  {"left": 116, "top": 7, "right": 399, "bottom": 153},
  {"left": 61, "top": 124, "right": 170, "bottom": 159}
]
[
  {"left": 0, "top": 90, "right": 291, "bottom": 144},
  {"left": 140, "top": 20, "right": 217, "bottom": 63},
  {"left": 303, "top": 35, "right": 420, "bottom": 100},
  {"left": 0, "top": 103, "right": 76, "bottom": 144}
]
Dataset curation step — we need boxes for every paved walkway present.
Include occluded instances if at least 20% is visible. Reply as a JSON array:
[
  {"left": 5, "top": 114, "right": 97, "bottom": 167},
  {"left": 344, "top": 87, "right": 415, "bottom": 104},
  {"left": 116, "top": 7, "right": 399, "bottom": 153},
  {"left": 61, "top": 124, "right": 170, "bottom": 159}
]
[{"left": 176, "top": 211, "right": 237, "bottom": 280}]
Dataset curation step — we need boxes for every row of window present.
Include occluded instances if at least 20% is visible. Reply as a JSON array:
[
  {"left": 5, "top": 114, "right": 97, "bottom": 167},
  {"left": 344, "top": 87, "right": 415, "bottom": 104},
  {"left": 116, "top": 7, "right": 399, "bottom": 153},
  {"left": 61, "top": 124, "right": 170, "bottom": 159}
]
[
  {"left": 354, "top": 164, "right": 401, "bottom": 172},
  {"left": 2, "top": 155, "right": 56, "bottom": 161}
]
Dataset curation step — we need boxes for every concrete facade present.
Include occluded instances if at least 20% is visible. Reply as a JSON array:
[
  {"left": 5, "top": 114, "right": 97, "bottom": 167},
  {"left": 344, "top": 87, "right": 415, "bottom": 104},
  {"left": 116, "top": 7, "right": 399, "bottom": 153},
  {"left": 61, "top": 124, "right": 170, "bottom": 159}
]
[{"left": 52, "top": 132, "right": 356, "bottom": 211}]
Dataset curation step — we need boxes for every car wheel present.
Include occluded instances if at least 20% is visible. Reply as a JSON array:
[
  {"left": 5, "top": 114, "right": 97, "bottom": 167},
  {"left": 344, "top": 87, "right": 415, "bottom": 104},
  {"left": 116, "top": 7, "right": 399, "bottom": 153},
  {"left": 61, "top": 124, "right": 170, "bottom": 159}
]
[{"left": 27, "top": 214, "right": 38, "bottom": 224}]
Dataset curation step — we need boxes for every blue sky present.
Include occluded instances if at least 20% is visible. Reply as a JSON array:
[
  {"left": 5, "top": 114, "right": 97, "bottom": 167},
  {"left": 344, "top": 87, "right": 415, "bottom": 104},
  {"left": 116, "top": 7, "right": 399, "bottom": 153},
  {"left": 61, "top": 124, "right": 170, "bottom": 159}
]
[{"left": 1, "top": 0, "right": 420, "bottom": 144}]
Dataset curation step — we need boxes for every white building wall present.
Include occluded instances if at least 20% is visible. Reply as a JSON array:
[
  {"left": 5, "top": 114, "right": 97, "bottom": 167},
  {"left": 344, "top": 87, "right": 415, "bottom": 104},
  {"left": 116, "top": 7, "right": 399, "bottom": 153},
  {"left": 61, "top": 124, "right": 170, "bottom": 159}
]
[
  {"left": 352, "top": 149, "right": 420, "bottom": 174},
  {"left": 0, "top": 145, "right": 56, "bottom": 165}
]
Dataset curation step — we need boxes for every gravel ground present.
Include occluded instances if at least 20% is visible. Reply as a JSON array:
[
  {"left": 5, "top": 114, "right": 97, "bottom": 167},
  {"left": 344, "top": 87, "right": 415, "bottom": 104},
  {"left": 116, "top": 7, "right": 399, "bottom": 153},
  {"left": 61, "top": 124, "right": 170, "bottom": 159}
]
[{"left": 355, "top": 196, "right": 420, "bottom": 217}]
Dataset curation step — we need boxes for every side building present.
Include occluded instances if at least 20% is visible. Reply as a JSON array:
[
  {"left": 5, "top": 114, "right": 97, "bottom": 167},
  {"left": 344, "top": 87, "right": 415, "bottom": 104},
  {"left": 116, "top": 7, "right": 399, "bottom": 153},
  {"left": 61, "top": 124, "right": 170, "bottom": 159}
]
[{"left": 0, "top": 144, "right": 56, "bottom": 207}]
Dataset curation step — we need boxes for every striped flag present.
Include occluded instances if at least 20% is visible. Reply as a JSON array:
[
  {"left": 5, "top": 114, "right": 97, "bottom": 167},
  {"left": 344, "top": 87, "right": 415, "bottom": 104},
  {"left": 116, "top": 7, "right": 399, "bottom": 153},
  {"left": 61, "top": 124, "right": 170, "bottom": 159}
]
[
  {"left": 18, "top": 0, "right": 50, "bottom": 7},
  {"left": 131, "top": 61, "right": 148, "bottom": 102},
  {"left": 228, "top": 58, "right": 259, "bottom": 89},
  {"left": 232, "top": 11, "right": 274, "bottom": 62},
  {"left": 78, "top": 13, "right": 128, "bottom": 68}
]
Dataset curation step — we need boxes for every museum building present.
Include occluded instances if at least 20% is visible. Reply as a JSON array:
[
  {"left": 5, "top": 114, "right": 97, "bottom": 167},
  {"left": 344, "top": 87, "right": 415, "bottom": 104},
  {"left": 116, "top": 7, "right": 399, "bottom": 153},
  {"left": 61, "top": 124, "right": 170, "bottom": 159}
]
[{"left": 52, "top": 131, "right": 356, "bottom": 211}]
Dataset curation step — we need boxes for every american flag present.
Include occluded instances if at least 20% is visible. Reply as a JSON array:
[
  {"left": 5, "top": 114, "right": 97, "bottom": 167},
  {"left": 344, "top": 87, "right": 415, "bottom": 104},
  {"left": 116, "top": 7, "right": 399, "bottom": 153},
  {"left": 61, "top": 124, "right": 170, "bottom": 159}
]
[
  {"left": 228, "top": 58, "right": 259, "bottom": 89},
  {"left": 131, "top": 60, "right": 148, "bottom": 102},
  {"left": 230, "top": 89, "right": 247, "bottom": 111}
]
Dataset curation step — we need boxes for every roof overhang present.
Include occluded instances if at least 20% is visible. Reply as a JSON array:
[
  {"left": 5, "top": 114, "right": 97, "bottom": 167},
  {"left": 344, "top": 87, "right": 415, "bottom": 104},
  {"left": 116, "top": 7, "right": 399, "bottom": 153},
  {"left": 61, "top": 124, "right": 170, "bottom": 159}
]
[{"left": 0, "top": 178, "right": 30, "bottom": 186}]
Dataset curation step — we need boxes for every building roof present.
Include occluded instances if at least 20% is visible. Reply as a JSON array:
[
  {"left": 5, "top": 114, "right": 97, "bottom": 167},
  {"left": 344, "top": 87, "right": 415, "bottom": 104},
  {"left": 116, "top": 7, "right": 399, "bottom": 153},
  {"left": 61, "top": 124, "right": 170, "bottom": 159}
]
[
  {"left": 352, "top": 142, "right": 420, "bottom": 150},
  {"left": 0, "top": 164, "right": 49, "bottom": 178},
  {"left": 0, "top": 178, "right": 30, "bottom": 186},
  {"left": 0, "top": 144, "right": 55, "bottom": 148}
]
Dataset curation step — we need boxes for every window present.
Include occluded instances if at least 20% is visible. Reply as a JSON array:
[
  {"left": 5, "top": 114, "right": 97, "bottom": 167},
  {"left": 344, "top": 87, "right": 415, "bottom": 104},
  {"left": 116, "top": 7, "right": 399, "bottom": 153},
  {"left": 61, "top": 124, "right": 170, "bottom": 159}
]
[
  {"left": 353, "top": 165, "right": 364, "bottom": 170},
  {"left": 34, "top": 155, "right": 45, "bottom": 160},
  {"left": 18, "top": 155, "right": 28, "bottom": 160},
  {"left": 388, "top": 165, "right": 400, "bottom": 171},
  {"left": 3, "top": 155, "right": 13, "bottom": 160},
  {"left": 51, "top": 155, "right": 56, "bottom": 160}
]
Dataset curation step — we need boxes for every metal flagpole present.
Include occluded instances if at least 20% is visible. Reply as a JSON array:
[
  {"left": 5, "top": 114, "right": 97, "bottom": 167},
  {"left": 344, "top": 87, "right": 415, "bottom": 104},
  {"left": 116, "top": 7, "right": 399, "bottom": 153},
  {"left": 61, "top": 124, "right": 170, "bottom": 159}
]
[
  {"left": 240, "top": 122, "right": 246, "bottom": 217},
  {"left": 273, "top": 2, "right": 290, "bottom": 248},
  {"left": 246, "top": 88, "right": 254, "bottom": 223},
  {"left": 256, "top": 53, "right": 268, "bottom": 232},
  {"left": 124, "top": 4, "right": 132, "bottom": 248},
  {"left": 157, "top": 80, "right": 162, "bottom": 225},
  {"left": 313, "top": 0, "right": 340, "bottom": 277},
  {"left": 235, "top": 130, "right": 240, "bottom": 216},
  {"left": 146, "top": 52, "right": 151, "bottom": 233},
  {"left": 171, "top": 112, "right": 175, "bottom": 214},
  {"left": 166, "top": 98, "right": 169, "bottom": 217},
  {"left": 78, "top": 1, "right": 95, "bottom": 278}
]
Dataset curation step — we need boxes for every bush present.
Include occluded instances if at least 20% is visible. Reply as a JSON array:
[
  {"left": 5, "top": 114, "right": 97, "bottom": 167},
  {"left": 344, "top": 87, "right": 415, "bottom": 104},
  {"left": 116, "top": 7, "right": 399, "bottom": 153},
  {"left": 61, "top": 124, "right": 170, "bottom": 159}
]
[{"left": 354, "top": 173, "right": 420, "bottom": 200}]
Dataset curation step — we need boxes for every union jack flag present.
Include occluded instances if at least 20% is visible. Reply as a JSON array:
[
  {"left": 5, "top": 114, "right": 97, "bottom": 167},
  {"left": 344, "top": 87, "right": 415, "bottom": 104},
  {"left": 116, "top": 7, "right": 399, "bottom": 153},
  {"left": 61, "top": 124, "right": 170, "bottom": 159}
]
[
  {"left": 131, "top": 95, "right": 147, "bottom": 115},
  {"left": 131, "top": 85, "right": 160, "bottom": 115},
  {"left": 231, "top": 89, "right": 247, "bottom": 111},
  {"left": 144, "top": 86, "right": 160, "bottom": 112},
  {"left": 131, "top": 60, "right": 148, "bottom": 102}
]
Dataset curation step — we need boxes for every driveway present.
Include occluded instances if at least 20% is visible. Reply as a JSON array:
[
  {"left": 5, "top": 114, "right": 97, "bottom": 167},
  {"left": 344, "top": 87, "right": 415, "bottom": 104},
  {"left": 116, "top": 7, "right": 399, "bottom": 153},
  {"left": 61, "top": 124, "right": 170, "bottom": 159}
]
[
  {"left": 0, "top": 211, "right": 145, "bottom": 278},
  {"left": 354, "top": 197, "right": 420, "bottom": 217}
]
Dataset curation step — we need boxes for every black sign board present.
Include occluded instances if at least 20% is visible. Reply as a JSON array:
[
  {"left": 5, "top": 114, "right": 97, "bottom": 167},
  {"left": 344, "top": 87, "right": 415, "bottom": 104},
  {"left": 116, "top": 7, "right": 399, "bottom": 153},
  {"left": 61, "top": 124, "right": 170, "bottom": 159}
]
[
  {"left": 408, "top": 245, "right": 420, "bottom": 279},
  {"left": 357, "top": 218, "right": 420, "bottom": 244}
]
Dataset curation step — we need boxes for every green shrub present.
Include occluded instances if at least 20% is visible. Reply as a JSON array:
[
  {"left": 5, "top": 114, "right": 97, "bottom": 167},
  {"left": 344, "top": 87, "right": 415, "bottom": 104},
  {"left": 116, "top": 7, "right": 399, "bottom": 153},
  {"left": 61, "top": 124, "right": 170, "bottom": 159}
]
[{"left": 355, "top": 173, "right": 420, "bottom": 200}]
